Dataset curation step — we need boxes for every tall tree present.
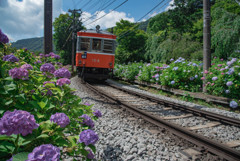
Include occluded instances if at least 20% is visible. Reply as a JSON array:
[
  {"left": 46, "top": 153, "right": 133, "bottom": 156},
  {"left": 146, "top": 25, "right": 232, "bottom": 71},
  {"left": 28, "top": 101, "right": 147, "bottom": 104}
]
[
  {"left": 113, "top": 20, "right": 147, "bottom": 63},
  {"left": 53, "top": 13, "right": 84, "bottom": 65}
]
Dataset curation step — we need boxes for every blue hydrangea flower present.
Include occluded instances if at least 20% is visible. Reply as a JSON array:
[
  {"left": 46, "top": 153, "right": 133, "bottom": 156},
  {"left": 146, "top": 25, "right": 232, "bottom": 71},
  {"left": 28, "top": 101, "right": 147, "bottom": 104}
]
[
  {"left": 212, "top": 77, "right": 218, "bottom": 81},
  {"left": 226, "top": 81, "right": 233, "bottom": 86},
  {"left": 173, "top": 67, "right": 178, "bottom": 70},
  {"left": 171, "top": 81, "right": 175, "bottom": 84},
  {"left": 190, "top": 77, "right": 194, "bottom": 81},
  {"left": 230, "top": 101, "right": 238, "bottom": 108}
]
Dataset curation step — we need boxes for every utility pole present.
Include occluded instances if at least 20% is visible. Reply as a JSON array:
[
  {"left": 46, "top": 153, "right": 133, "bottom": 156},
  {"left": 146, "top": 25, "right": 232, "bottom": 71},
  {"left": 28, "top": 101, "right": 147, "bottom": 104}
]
[
  {"left": 203, "top": 0, "right": 211, "bottom": 93},
  {"left": 44, "top": 0, "right": 53, "bottom": 55},
  {"left": 68, "top": 9, "right": 82, "bottom": 73}
]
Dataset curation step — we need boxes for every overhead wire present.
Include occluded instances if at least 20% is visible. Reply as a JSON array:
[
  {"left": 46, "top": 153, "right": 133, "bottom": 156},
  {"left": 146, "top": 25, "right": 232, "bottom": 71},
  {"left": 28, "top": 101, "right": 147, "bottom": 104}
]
[
  {"left": 82, "top": 0, "right": 117, "bottom": 24},
  {"left": 118, "top": 0, "right": 172, "bottom": 40},
  {"left": 84, "top": 0, "right": 129, "bottom": 27}
]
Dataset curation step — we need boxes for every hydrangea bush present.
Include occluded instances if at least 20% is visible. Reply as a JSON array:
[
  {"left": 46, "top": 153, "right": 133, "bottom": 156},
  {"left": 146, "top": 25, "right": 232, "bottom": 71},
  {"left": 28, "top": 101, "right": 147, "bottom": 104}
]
[
  {"left": 114, "top": 57, "right": 240, "bottom": 109},
  {"left": 0, "top": 35, "right": 101, "bottom": 160}
]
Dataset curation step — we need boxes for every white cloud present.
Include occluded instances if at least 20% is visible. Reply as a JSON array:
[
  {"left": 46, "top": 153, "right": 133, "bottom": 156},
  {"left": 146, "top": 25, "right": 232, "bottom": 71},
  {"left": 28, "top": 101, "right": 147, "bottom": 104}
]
[
  {"left": 82, "top": 10, "right": 135, "bottom": 29},
  {"left": 165, "top": 0, "right": 175, "bottom": 11},
  {"left": 0, "top": 0, "right": 63, "bottom": 42}
]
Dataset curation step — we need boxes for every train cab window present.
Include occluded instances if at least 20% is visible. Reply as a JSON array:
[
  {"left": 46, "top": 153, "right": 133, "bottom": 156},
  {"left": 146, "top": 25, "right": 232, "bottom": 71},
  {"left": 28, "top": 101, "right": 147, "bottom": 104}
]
[
  {"left": 103, "top": 40, "right": 113, "bottom": 53},
  {"left": 80, "top": 38, "right": 90, "bottom": 51},
  {"left": 92, "top": 39, "right": 102, "bottom": 52}
]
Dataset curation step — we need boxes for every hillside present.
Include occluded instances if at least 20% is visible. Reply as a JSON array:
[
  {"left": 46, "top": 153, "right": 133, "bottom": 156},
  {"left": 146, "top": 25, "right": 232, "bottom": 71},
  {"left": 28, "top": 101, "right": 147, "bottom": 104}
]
[{"left": 12, "top": 37, "right": 44, "bottom": 52}]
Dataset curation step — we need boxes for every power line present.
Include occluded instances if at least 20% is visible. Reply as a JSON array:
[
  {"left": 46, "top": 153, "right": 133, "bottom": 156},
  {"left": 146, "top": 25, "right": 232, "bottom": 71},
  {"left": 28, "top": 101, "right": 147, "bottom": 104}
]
[
  {"left": 82, "top": 0, "right": 117, "bottom": 24},
  {"left": 118, "top": 0, "right": 171, "bottom": 40},
  {"left": 85, "top": 0, "right": 129, "bottom": 26}
]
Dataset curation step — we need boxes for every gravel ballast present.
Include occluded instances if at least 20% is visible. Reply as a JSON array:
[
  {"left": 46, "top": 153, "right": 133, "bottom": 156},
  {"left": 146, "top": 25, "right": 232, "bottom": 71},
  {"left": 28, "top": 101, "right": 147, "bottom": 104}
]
[{"left": 69, "top": 77, "right": 237, "bottom": 160}]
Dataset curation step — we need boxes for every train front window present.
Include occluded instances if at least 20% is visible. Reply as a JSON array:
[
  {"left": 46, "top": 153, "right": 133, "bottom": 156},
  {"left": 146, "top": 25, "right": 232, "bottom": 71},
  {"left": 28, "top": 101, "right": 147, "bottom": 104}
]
[
  {"left": 80, "top": 38, "right": 90, "bottom": 51},
  {"left": 92, "top": 39, "right": 102, "bottom": 52},
  {"left": 103, "top": 40, "right": 114, "bottom": 53}
]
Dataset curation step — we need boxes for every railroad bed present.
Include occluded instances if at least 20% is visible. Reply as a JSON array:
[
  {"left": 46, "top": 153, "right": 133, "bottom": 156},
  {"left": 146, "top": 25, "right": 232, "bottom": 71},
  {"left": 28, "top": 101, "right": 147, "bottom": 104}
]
[{"left": 69, "top": 76, "right": 240, "bottom": 161}]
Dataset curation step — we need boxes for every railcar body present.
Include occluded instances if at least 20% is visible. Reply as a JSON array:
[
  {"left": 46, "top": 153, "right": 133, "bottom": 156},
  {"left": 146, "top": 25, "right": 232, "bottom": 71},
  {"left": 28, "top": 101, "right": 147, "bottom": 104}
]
[{"left": 76, "top": 28, "right": 116, "bottom": 81}]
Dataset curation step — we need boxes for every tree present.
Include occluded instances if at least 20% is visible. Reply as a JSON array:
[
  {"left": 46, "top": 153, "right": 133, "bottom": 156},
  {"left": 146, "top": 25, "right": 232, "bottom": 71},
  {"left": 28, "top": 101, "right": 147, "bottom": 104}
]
[
  {"left": 113, "top": 20, "right": 147, "bottom": 63},
  {"left": 53, "top": 13, "right": 84, "bottom": 65}
]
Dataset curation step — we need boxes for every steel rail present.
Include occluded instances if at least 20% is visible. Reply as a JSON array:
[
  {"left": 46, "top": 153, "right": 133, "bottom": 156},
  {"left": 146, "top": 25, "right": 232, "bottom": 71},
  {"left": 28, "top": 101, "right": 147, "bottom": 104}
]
[
  {"left": 107, "top": 83, "right": 240, "bottom": 127},
  {"left": 85, "top": 82, "right": 240, "bottom": 161}
]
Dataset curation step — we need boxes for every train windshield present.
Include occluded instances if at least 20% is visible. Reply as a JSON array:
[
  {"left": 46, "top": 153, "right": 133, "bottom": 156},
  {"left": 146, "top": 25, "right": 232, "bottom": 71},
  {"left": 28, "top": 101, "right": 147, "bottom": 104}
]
[
  {"left": 80, "top": 38, "right": 90, "bottom": 51},
  {"left": 78, "top": 37, "right": 115, "bottom": 54},
  {"left": 92, "top": 38, "right": 102, "bottom": 52}
]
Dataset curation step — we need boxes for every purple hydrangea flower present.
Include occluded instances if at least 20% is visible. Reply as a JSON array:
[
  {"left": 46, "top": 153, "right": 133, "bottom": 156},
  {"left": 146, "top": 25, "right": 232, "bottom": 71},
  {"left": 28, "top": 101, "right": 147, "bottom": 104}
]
[
  {"left": 170, "top": 58, "right": 174, "bottom": 61},
  {"left": 171, "top": 81, "right": 175, "bottom": 84},
  {"left": 49, "top": 52, "right": 55, "bottom": 57},
  {"left": 39, "top": 53, "right": 44, "bottom": 57},
  {"left": 93, "top": 109, "right": 102, "bottom": 117},
  {"left": 6, "top": 157, "right": 13, "bottom": 161},
  {"left": 50, "top": 113, "right": 70, "bottom": 128},
  {"left": 225, "top": 90, "right": 230, "bottom": 94},
  {"left": 87, "top": 149, "right": 95, "bottom": 159},
  {"left": 3, "top": 54, "right": 19, "bottom": 62},
  {"left": 34, "top": 60, "right": 42, "bottom": 64},
  {"left": 0, "top": 29, "right": 9, "bottom": 44},
  {"left": 56, "top": 78, "right": 71, "bottom": 86},
  {"left": 54, "top": 55, "right": 60, "bottom": 59},
  {"left": 54, "top": 68, "right": 71, "bottom": 78},
  {"left": 227, "top": 68, "right": 234, "bottom": 75},
  {"left": 0, "top": 110, "right": 39, "bottom": 136},
  {"left": 56, "top": 62, "right": 62, "bottom": 66},
  {"left": 46, "top": 90, "right": 53, "bottom": 96},
  {"left": 21, "top": 64, "right": 33, "bottom": 70},
  {"left": 229, "top": 101, "right": 238, "bottom": 108},
  {"left": 40, "top": 63, "right": 55, "bottom": 73},
  {"left": 212, "top": 77, "right": 218, "bottom": 81},
  {"left": 173, "top": 67, "right": 178, "bottom": 70},
  {"left": 79, "top": 129, "right": 99, "bottom": 146},
  {"left": 226, "top": 81, "right": 233, "bottom": 86},
  {"left": 45, "top": 54, "right": 50, "bottom": 57},
  {"left": 80, "top": 114, "right": 94, "bottom": 128},
  {"left": 195, "top": 75, "right": 198, "bottom": 78},
  {"left": 9, "top": 67, "right": 28, "bottom": 80},
  {"left": 27, "top": 144, "right": 60, "bottom": 161},
  {"left": 84, "top": 102, "right": 91, "bottom": 106},
  {"left": 190, "top": 77, "right": 194, "bottom": 81}
]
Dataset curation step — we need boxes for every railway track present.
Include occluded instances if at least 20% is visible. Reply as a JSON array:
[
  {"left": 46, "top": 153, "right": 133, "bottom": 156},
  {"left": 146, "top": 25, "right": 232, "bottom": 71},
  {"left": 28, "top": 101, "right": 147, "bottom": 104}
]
[{"left": 83, "top": 80, "right": 240, "bottom": 161}]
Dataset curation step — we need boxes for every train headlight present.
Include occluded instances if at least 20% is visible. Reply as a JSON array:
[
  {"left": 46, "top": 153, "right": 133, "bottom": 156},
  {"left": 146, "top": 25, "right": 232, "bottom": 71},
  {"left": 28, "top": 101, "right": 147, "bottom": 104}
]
[{"left": 78, "top": 60, "right": 82, "bottom": 64}]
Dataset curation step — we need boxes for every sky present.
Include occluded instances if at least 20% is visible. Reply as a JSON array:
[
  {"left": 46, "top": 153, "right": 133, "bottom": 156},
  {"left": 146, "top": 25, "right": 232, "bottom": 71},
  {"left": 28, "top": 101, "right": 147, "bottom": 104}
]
[{"left": 0, "top": 0, "right": 174, "bottom": 42}]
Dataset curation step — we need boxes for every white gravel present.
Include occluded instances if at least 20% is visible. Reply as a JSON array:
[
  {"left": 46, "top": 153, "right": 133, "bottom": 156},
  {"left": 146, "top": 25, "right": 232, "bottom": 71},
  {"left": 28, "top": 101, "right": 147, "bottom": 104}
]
[{"left": 68, "top": 77, "right": 235, "bottom": 160}]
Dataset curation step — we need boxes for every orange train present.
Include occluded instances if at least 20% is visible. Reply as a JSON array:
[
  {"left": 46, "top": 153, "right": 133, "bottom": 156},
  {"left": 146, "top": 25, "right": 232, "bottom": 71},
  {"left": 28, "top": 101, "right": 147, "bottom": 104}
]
[{"left": 76, "top": 27, "right": 117, "bottom": 81}]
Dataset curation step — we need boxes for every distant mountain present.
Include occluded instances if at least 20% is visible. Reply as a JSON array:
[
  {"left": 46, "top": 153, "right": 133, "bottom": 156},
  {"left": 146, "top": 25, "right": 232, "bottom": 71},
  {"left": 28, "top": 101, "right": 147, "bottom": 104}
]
[{"left": 11, "top": 37, "right": 44, "bottom": 52}]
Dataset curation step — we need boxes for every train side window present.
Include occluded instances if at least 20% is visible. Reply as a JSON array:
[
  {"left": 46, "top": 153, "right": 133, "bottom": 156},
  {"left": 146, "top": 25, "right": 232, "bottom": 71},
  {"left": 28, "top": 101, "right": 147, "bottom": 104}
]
[
  {"left": 80, "top": 38, "right": 90, "bottom": 51},
  {"left": 103, "top": 40, "right": 113, "bottom": 53},
  {"left": 92, "top": 38, "right": 102, "bottom": 52}
]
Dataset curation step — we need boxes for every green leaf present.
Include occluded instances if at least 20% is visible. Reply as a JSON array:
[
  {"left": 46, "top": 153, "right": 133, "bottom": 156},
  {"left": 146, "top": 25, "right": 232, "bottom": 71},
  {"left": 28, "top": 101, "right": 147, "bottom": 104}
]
[
  {"left": 36, "top": 134, "right": 49, "bottom": 139},
  {"left": 88, "top": 145, "right": 96, "bottom": 153},
  {"left": 38, "top": 101, "right": 47, "bottom": 109},
  {"left": 12, "top": 152, "right": 29, "bottom": 161},
  {"left": 5, "top": 99, "right": 13, "bottom": 105}
]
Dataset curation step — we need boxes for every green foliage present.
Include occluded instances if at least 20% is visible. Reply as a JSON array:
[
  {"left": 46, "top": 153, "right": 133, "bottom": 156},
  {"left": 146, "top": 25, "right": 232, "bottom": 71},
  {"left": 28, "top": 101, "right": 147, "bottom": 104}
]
[
  {"left": 0, "top": 44, "right": 99, "bottom": 160},
  {"left": 114, "top": 20, "right": 148, "bottom": 63},
  {"left": 114, "top": 57, "right": 240, "bottom": 102},
  {"left": 212, "top": 0, "right": 240, "bottom": 15},
  {"left": 211, "top": 8, "right": 240, "bottom": 59},
  {"left": 145, "top": 32, "right": 202, "bottom": 63},
  {"left": 53, "top": 13, "right": 84, "bottom": 65}
]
